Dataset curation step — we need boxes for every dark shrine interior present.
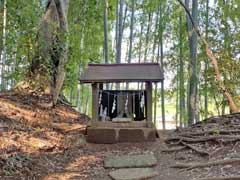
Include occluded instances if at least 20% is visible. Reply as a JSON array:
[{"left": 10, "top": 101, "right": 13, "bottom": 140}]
[{"left": 99, "top": 90, "right": 147, "bottom": 121}]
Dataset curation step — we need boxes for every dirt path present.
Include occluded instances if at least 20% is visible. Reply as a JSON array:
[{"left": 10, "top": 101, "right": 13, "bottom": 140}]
[
  {"left": 0, "top": 93, "right": 206, "bottom": 179},
  {"left": 41, "top": 140, "right": 188, "bottom": 180},
  {"left": 152, "top": 131, "right": 190, "bottom": 180},
  {"left": 41, "top": 131, "right": 190, "bottom": 180}
]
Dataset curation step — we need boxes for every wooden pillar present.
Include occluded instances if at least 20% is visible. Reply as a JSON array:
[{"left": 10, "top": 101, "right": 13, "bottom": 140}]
[
  {"left": 161, "top": 80, "right": 166, "bottom": 130},
  {"left": 146, "top": 82, "right": 152, "bottom": 128},
  {"left": 92, "top": 83, "right": 99, "bottom": 126}
]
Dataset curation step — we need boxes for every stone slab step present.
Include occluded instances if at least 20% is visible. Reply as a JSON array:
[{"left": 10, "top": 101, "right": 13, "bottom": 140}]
[
  {"left": 109, "top": 168, "right": 159, "bottom": 180},
  {"left": 104, "top": 154, "right": 157, "bottom": 168}
]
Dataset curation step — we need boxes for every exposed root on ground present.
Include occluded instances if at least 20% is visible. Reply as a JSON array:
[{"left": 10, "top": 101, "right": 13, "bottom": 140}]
[
  {"left": 171, "top": 158, "right": 240, "bottom": 170},
  {"left": 197, "top": 176, "right": 240, "bottom": 180},
  {"left": 163, "top": 113, "right": 240, "bottom": 179}
]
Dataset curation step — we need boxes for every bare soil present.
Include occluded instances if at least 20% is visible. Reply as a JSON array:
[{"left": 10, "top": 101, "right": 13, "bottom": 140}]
[{"left": 0, "top": 92, "right": 240, "bottom": 180}]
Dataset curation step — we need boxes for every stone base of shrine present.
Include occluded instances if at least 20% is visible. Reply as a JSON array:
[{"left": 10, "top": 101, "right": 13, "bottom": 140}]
[{"left": 86, "top": 125, "right": 158, "bottom": 144}]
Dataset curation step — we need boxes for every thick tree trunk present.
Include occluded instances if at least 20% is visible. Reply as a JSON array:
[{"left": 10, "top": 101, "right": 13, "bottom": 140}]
[
  {"left": 52, "top": 0, "right": 69, "bottom": 106},
  {"left": 28, "top": 0, "right": 69, "bottom": 106}
]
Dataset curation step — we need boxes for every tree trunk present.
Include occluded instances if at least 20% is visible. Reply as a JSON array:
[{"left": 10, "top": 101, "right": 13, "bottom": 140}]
[
  {"left": 1, "top": 0, "right": 7, "bottom": 90},
  {"left": 103, "top": 0, "right": 109, "bottom": 64},
  {"left": 204, "top": 0, "right": 209, "bottom": 119},
  {"left": 116, "top": 0, "right": 123, "bottom": 64},
  {"left": 137, "top": 23, "right": 143, "bottom": 90},
  {"left": 152, "top": 4, "right": 160, "bottom": 62},
  {"left": 103, "top": 0, "right": 109, "bottom": 90},
  {"left": 27, "top": 0, "right": 69, "bottom": 106},
  {"left": 76, "top": 64, "right": 81, "bottom": 111},
  {"left": 153, "top": 4, "right": 161, "bottom": 126},
  {"left": 127, "top": 0, "right": 134, "bottom": 64},
  {"left": 115, "top": 0, "right": 119, "bottom": 54},
  {"left": 126, "top": 0, "right": 135, "bottom": 90},
  {"left": 185, "top": 0, "right": 198, "bottom": 124},
  {"left": 84, "top": 85, "right": 90, "bottom": 115},
  {"left": 115, "top": 0, "right": 123, "bottom": 90},
  {"left": 52, "top": 0, "right": 69, "bottom": 106},
  {"left": 176, "top": 71, "right": 179, "bottom": 127},
  {"left": 179, "top": 14, "right": 186, "bottom": 127},
  {"left": 121, "top": 4, "right": 128, "bottom": 36},
  {"left": 159, "top": 1, "right": 165, "bottom": 129},
  {"left": 143, "top": 12, "right": 153, "bottom": 63},
  {"left": 140, "top": 12, "right": 153, "bottom": 90}
]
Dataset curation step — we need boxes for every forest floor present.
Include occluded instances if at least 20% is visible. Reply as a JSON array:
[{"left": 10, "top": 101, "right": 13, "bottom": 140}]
[{"left": 0, "top": 92, "right": 240, "bottom": 180}]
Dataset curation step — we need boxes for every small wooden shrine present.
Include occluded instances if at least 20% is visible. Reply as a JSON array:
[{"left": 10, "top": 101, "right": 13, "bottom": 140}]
[{"left": 80, "top": 63, "right": 164, "bottom": 143}]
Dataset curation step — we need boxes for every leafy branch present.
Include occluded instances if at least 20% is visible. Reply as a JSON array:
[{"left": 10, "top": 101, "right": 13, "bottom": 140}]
[{"left": 177, "top": 0, "right": 239, "bottom": 113}]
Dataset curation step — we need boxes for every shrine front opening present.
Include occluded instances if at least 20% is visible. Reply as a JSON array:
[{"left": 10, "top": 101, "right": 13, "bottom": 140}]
[{"left": 99, "top": 90, "right": 146, "bottom": 122}]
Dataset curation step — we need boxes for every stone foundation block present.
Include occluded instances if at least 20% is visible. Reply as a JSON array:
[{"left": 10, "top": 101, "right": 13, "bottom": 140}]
[{"left": 87, "top": 128, "right": 117, "bottom": 144}]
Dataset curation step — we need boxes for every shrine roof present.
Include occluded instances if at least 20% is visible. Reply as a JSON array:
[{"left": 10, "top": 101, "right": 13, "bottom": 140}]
[{"left": 79, "top": 63, "right": 164, "bottom": 83}]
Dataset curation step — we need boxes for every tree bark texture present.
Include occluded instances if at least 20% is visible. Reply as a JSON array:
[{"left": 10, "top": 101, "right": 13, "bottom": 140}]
[
  {"left": 185, "top": 0, "right": 198, "bottom": 124},
  {"left": 30, "top": 0, "right": 69, "bottom": 106}
]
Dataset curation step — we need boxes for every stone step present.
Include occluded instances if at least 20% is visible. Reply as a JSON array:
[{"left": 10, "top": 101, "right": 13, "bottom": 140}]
[
  {"left": 109, "top": 168, "right": 159, "bottom": 180},
  {"left": 104, "top": 154, "right": 157, "bottom": 168}
]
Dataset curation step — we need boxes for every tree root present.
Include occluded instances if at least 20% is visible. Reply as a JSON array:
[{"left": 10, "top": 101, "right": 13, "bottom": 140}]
[
  {"left": 197, "top": 176, "right": 240, "bottom": 180},
  {"left": 171, "top": 158, "right": 240, "bottom": 170},
  {"left": 179, "top": 130, "right": 240, "bottom": 137},
  {"left": 162, "top": 142, "right": 209, "bottom": 156},
  {"left": 165, "top": 135, "right": 240, "bottom": 144},
  {"left": 57, "top": 94, "right": 73, "bottom": 107},
  {"left": 180, "top": 141, "right": 209, "bottom": 156}
]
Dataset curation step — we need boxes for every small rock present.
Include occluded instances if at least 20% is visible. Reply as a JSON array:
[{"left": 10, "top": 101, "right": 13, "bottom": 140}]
[{"left": 109, "top": 168, "right": 159, "bottom": 180}]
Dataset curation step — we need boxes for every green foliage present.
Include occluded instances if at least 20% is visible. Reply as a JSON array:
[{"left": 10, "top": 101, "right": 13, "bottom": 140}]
[{"left": 1, "top": 0, "right": 240, "bottom": 119}]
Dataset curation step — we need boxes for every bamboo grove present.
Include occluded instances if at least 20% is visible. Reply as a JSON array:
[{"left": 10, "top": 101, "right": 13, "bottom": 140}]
[{"left": 0, "top": 0, "right": 240, "bottom": 127}]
